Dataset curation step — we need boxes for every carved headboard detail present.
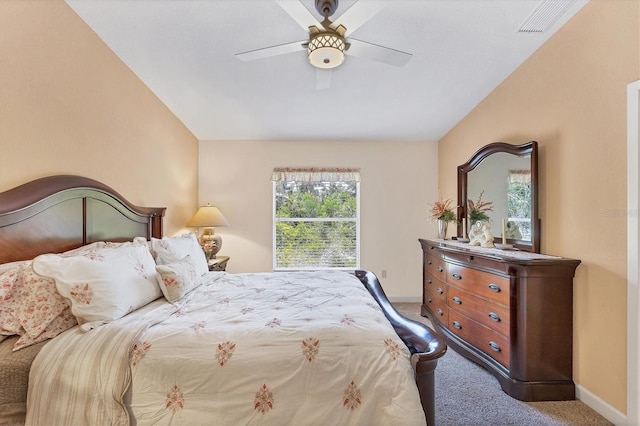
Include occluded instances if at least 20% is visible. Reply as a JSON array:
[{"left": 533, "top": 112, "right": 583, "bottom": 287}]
[{"left": 0, "top": 175, "right": 165, "bottom": 264}]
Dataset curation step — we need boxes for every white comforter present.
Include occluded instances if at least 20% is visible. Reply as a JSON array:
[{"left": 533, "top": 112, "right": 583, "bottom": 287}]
[{"left": 27, "top": 271, "right": 426, "bottom": 425}]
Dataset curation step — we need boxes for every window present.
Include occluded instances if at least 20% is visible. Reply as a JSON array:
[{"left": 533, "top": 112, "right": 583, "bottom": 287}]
[
  {"left": 507, "top": 169, "right": 532, "bottom": 240},
  {"left": 272, "top": 168, "right": 360, "bottom": 270}
]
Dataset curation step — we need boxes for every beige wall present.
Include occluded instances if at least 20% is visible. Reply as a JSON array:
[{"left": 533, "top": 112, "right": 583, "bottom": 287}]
[
  {"left": 199, "top": 140, "right": 439, "bottom": 299},
  {"left": 0, "top": 0, "right": 198, "bottom": 235},
  {"left": 438, "top": 0, "right": 639, "bottom": 414}
]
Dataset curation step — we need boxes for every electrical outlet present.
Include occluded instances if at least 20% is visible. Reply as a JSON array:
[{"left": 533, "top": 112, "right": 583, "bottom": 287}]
[{"left": 381, "top": 270, "right": 387, "bottom": 278}]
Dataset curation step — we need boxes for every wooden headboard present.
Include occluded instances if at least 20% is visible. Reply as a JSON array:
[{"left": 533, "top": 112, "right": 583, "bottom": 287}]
[{"left": 0, "top": 175, "right": 165, "bottom": 264}]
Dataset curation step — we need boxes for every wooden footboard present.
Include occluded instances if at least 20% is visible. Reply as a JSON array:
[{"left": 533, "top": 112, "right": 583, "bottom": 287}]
[{"left": 355, "top": 270, "right": 447, "bottom": 426}]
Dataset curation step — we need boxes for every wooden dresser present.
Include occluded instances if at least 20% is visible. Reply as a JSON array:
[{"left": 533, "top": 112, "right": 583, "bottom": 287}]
[{"left": 419, "top": 238, "right": 581, "bottom": 401}]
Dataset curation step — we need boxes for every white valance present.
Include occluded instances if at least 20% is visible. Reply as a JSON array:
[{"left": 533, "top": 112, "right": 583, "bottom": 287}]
[{"left": 272, "top": 167, "right": 361, "bottom": 183}]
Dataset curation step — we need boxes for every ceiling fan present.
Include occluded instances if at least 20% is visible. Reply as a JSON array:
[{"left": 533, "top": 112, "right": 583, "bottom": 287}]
[{"left": 235, "top": 0, "right": 412, "bottom": 89}]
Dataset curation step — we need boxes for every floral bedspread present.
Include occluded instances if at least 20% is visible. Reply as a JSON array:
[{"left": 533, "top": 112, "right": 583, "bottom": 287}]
[{"left": 30, "top": 271, "right": 426, "bottom": 425}]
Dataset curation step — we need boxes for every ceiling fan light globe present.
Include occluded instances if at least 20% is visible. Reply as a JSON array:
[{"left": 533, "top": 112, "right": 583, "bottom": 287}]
[
  {"left": 308, "top": 33, "right": 345, "bottom": 69},
  {"left": 309, "top": 47, "right": 344, "bottom": 69}
]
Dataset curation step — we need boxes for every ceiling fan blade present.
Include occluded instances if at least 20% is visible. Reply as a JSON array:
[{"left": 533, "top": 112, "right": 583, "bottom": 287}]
[
  {"left": 236, "top": 40, "right": 306, "bottom": 61},
  {"left": 346, "top": 38, "right": 412, "bottom": 67},
  {"left": 276, "top": 0, "right": 323, "bottom": 32},
  {"left": 333, "top": 1, "right": 385, "bottom": 34},
  {"left": 316, "top": 68, "right": 332, "bottom": 90}
]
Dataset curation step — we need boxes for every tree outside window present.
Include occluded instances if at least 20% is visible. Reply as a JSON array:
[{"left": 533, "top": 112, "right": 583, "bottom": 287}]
[
  {"left": 507, "top": 169, "right": 532, "bottom": 240},
  {"left": 273, "top": 168, "right": 360, "bottom": 270}
]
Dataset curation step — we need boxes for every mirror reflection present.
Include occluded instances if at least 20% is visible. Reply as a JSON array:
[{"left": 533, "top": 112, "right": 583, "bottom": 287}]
[
  {"left": 458, "top": 141, "right": 539, "bottom": 252},
  {"left": 467, "top": 153, "right": 532, "bottom": 241}
]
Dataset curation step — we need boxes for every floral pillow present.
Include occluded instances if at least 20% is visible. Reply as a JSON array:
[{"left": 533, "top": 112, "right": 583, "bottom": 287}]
[
  {"left": 0, "top": 259, "right": 29, "bottom": 275},
  {"left": 0, "top": 267, "right": 22, "bottom": 339},
  {"left": 151, "top": 233, "right": 208, "bottom": 277},
  {"left": 33, "top": 245, "right": 162, "bottom": 324},
  {"left": 0, "top": 262, "right": 77, "bottom": 351},
  {"left": 13, "top": 306, "right": 77, "bottom": 351},
  {"left": 155, "top": 255, "right": 201, "bottom": 303}
]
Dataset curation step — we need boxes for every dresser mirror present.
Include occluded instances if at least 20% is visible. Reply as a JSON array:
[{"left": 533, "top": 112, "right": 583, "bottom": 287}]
[{"left": 457, "top": 141, "right": 540, "bottom": 252}]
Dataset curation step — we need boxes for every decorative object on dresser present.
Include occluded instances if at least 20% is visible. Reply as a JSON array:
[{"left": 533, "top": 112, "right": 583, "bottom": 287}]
[
  {"left": 186, "top": 204, "right": 229, "bottom": 259},
  {"left": 420, "top": 238, "right": 580, "bottom": 401},
  {"left": 458, "top": 141, "right": 539, "bottom": 252},
  {"left": 429, "top": 195, "right": 456, "bottom": 239},
  {"left": 208, "top": 255, "right": 229, "bottom": 271},
  {"left": 466, "top": 190, "right": 495, "bottom": 247},
  {"left": 468, "top": 220, "right": 495, "bottom": 248}
]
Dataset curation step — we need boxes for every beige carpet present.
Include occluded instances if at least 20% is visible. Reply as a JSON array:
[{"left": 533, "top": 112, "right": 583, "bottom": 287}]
[{"left": 393, "top": 303, "right": 613, "bottom": 426}]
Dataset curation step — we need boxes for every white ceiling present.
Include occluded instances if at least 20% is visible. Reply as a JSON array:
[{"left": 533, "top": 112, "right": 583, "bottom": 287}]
[{"left": 65, "top": 0, "right": 587, "bottom": 142}]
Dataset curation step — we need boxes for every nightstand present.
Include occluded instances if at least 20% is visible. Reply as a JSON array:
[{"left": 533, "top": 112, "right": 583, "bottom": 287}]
[{"left": 208, "top": 256, "right": 229, "bottom": 271}]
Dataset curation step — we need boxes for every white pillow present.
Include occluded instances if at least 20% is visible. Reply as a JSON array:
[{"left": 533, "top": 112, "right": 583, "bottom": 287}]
[
  {"left": 155, "top": 255, "right": 201, "bottom": 303},
  {"left": 150, "top": 233, "right": 208, "bottom": 277},
  {"left": 32, "top": 245, "right": 162, "bottom": 324}
]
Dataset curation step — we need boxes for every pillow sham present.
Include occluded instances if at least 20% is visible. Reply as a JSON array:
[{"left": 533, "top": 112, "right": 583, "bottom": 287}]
[
  {"left": 10, "top": 263, "right": 70, "bottom": 339},
  {"left": 151, "top": 233, "right": 208, "bottom": 277},
  {"left": 59, "top": 239, "right": 148, "bottom": 258},
  {"left": 0, "top": 259, "right": 29, "bottom": 275},
  {"left": 1, "top": 262, "right": 77, "bottom": 350},
  {"left": 33, "top": 245, "right": 162, "bottom": 324},
  {"left": 13, "top": 306, "right": 77, "bottom": 351},
  {"left": 155, "top": 255, "right": 201, "bottom": 303},
  {"left": 0, "top": 267, "right": 22, "bottom": 339}
]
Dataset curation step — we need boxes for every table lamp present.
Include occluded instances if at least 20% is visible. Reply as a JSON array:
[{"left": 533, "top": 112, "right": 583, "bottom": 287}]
[{"left": 186, "top": 204, "right": 229, "bottom": 259}]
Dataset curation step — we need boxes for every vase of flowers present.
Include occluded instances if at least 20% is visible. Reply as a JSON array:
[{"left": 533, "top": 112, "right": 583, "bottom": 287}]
[{"left": 429, "top": 196, "right": 456, "bottom": 239}]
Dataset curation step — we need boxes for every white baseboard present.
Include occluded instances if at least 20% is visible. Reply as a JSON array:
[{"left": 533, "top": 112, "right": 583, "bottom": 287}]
[
  {"left": 576, "top": 384, "right": 627, "bottom": 425},
  {"left": 389, "top": 296, "right": 422, "bottom": 303}
]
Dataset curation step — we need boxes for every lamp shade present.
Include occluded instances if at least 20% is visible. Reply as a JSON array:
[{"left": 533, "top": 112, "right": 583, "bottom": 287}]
[{"left": 186, "top": 205, "right": 229, "bottom": 228}]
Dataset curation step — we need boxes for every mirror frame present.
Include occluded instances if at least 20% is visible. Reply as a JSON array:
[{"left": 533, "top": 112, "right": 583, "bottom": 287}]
[{"left": 457, "top": 141, "right": 540, "bottom": 253}]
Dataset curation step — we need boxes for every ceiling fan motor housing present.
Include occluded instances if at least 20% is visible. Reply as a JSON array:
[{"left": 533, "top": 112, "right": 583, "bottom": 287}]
[{"left": 315, "top": 0, "right": 339, "bottom": 17}]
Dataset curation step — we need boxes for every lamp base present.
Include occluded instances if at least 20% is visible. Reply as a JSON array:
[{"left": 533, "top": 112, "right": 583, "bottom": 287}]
[{"left": 200, "top": 228, "right": 222, "bottom": 260}]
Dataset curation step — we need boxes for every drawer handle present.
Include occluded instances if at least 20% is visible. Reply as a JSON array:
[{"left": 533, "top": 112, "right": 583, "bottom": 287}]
[
  {"left": 488, "top": 312, "right": 501, "bottom": 322},
  {"left": 452, "top": 273, "right": 462, "bottom": 280},
  {"left": 452, "top": 321, "right": 462, "bottom": 330},
  {"left": 488, "top": 283, "right": 501, "bottom": 293},
  {"left": 488, "top": 341, "right": 501, "bottom": 352},
  {"left": 437, "top": 287, "right": 444, "bottom": 295},
  {"left": 437, "top": 266, "right": 444, "bottom": 273},
  {"left": 427, "top": 278, "right": 432, "bottom": 284},
  {"left": 427, "top": 259, "right": 432, "bottom": 265},
  {"left": 426, "top": 297, "right": 432, "bottom": 303},
  {"left": 437, "top": 309, "right": 444, "bottom": 316},
  {"left": 452, "top": 296, "right": 462, "bottom": 305},
  {"left": 467, "top": 256, "right": 474, "bottom": 262}
]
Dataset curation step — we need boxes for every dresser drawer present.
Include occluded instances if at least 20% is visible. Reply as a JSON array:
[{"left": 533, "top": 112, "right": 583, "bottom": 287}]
[
  {"left": 424, "top": 253, "right": 446, "bottom": 280},
  {"left": 424, "top": 296, "right": 448, "bottom": 325},
  {"left": 444, "top": 251, "right": 510, "bottom": 274},
  {"left": 448, "top": 286, "right": 510, "bottom": 337},
  {"left": 424, "top": 278, "right": 447, "bottom": 304},
  {"left": 448, "top": 310, "right": 510, "bottom": 369},
  {"left": 446, "top": 263, "right": 510, "bottom": 306},
  {"left": 424, "top": 270, "right": 446, "bottom": 294}
]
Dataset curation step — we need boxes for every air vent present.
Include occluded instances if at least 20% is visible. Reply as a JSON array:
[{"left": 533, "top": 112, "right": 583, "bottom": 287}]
[{"left": 517, "top": 0, "right": 575, "bottom": 33}]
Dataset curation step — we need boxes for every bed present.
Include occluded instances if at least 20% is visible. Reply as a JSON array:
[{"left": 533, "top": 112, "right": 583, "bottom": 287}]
[{"left": 0, "top": 175, "right": 446, "bottom": 425}]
